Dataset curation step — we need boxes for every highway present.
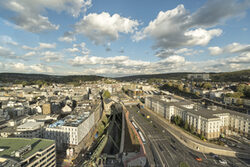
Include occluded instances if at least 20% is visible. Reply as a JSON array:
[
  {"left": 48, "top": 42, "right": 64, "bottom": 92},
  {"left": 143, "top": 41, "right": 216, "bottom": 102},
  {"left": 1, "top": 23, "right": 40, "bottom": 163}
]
[{"left": 127, "top": 105, "right": 249, "bottom": 167}]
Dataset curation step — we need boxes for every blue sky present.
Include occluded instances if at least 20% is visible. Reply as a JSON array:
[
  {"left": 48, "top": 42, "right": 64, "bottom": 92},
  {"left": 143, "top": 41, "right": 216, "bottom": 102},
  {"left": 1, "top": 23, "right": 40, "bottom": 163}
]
[{"left": 0, "top": 0, "right": 250, "bottom": 77}]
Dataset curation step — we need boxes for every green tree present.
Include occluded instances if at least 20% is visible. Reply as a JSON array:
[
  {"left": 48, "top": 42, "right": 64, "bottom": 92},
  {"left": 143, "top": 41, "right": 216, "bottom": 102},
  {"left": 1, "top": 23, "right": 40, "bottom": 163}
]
[
  {"left": 103, "top": 90, "right": 111, "bottom": 99},
  {"left": 184, "top": 121, "right": 189, "bottom": 130},
  {"left": 184, "top": 87, "right": 190, "bottom": 93},
  {"left": 244, "top": 86, "right": 250, "bottom": 98},
  {"left": 190, "top": 125, "right": 195, "bottom": 134},
  {"left": 202, "top": 82, "right": 212, "bottom": 89},
  {"left": 178, "top": 85, "right": 184, "bottom": 91},
  {"left": 174, "top": 116, "right": 181, "bottom": 125},
  {"left": 195, "top": 91, "right": 200, "bottom": 96},
  {"left": 237, "top": 84, "right": 246, "bottom": 93},
  {"left": 167, "top": 82, "right": 173, "bottom": 87},
  {"left": 200, "top": 134, "right": 205, "bottom": 140}
]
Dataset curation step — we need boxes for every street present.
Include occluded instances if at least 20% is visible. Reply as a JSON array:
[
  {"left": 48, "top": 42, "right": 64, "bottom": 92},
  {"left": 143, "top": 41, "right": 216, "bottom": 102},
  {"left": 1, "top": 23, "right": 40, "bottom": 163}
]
[{"left": 127, "top": 105, "right": 249, "bottom": 167}]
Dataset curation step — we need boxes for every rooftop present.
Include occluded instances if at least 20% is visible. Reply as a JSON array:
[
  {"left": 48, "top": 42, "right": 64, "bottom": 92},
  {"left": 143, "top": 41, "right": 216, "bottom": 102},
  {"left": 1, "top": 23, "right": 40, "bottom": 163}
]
[{"left": 0, "top": 138, "right": 54, "bottom": 161}]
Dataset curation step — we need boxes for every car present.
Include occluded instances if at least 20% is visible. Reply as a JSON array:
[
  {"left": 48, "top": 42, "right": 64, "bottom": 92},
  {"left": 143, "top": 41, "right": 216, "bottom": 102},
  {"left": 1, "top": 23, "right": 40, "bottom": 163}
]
[
  {"left": 195, "top": 157, "right": 202, "bottom": 162},
  {"left": 219, "top": 159, "right": 227, "bottom": 165}
]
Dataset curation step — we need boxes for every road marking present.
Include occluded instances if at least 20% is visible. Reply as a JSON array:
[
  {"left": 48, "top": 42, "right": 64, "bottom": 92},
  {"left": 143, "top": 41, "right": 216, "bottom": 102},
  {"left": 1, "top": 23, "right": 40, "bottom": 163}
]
[
  {"left": 213, "top": 160, "right": 217, "bottom": 164},
  {"left": 161, "top": 142, "right": 175, "bottom": 160},
  {"left": 202, "top": 152, "right": 207, "bottom": 159}
]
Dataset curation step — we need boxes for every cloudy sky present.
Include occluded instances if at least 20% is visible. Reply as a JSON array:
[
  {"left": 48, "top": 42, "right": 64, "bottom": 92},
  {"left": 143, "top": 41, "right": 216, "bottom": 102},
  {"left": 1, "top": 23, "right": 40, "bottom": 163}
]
[{"left": 0, "top": 0, "right": 250, "bottom": 77}]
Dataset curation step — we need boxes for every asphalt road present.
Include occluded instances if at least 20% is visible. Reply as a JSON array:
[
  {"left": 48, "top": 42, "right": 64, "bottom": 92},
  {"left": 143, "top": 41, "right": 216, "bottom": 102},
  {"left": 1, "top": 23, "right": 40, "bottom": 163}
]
[{"left": 127, "top": 106, "right": 249, "bottom": 167}]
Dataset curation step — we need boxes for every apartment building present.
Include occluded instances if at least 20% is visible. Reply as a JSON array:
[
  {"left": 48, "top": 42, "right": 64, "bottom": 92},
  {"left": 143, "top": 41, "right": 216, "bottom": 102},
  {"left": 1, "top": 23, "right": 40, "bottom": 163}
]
[
  {"left": 145, "top": 96, "right": 250, "bottom": 139},
  {"left": 44, "top": 102, "right": 102, "bottom": 150},
  {"left": 0, "top": 138, "right": 56, "bottom": 167}
]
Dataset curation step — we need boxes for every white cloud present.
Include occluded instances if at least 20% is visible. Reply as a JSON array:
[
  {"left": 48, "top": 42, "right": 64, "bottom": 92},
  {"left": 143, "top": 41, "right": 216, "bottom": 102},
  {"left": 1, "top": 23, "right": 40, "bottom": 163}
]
[
  {"left": 70, "top": 55, "right": 150, "bottom": 67},
  {"left": 2, "top": 62, "right": 54, "bottom": 73},
  {"left": 228, "top": 52, "right": 250, "bottom": 64},
  {"left": 40, "top": 51, "right": 63, "bottom": 62},
  {"left": 24, "top": 51, "right": 36, "bottom": 57},
  {"left": 30, "top": 64, "right": 54, "bottom": 73},
  {"left": 208, "top": 46, "right": 223, "bottom": 55},
  {"left": 66, "top": 48, "right": 79, "bottom": 53},
  {"left": 75, "top": 12, "right": 139, "bottom": 44},
  {"left": 12, "top": 63, "right": 26, "bottom": 71},
  {"left": 209, "top": 43, "right": 250, "bottom": 55},
  {"left": 58, "top": 31, "right": 76, "bottom": 42},
  {"left": 159, "top": 55, "right": 185, "bottom": 64},
  {"left": 22, "top": 42, "right": 56, "bottom": 51},
  {"left": 155, "top": 48, "right": 203, "bottom": 58},
  {"left": 73, "top": 42, "right": 90, "bottom": 55},
  {"left": 38, "top": 43, "right": 56, "bottom": 49},
  {"left": 134, "top": 0, "right": 249, "bottom": 49},
  {"left": 0, "top": 0, "right": 92, "bottom": 32}
]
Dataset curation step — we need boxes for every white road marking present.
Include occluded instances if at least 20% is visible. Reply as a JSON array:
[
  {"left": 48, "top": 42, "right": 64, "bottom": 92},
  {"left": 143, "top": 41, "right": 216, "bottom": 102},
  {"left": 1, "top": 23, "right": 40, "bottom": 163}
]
[{"left": 202, "top": 152, "right": 207, "bottom": 159}]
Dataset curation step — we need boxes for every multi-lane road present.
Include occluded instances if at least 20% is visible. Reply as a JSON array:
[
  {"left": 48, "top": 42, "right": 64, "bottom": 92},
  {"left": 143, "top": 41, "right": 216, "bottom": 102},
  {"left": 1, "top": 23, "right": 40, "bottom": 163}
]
[{"left": 127, "top": 105, "right": 249, "bottom": 167}]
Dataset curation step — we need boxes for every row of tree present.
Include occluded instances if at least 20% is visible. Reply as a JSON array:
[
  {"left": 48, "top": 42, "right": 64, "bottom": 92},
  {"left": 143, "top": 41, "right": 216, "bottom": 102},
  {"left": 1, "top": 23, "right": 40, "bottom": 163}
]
[
  {"left": 226, "top": 84, "right": 250, "bottom": 98},
  {"left": 171, "top": 115, "right": 205, "bottom": 140}
]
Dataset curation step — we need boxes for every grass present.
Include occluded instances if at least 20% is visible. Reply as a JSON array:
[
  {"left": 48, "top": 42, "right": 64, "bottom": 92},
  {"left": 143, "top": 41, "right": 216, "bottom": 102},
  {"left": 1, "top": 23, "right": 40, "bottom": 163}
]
[
  {"left": 0, "top": 138, "right": 54, "bottom": 161},
  {"left": 179, "top": 162, "right": 190, "bottom": 167}
]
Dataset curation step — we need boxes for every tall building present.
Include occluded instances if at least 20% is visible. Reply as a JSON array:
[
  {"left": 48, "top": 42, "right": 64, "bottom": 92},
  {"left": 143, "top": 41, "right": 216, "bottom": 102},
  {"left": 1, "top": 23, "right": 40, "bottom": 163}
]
[
  {"left": 187, "top": 73, "right": 210, "bottom": 80},
  {"left": 44, "top": 102, "right": 102, "bottom": 150},
  {"left": 0, "top": 138, "right": 56, "bottom": 167},
  {"left": 42, "top": 103, "right": 51, "bottom": 115}
]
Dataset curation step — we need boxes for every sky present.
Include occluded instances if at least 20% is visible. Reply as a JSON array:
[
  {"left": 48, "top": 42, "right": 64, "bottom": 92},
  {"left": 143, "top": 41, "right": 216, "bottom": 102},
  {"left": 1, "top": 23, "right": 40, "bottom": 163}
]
[{"left": 0, "top": 0, "right": 250, "bottom": 77}]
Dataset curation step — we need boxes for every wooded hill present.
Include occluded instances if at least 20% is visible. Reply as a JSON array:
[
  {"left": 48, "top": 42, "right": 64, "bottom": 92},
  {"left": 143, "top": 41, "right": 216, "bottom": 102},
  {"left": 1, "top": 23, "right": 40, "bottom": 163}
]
[
  {"left": 116, "top": 69, "right": 250, "bottom": 82},
  {"left": 0, "top": 73, "right": 104, "bottom": 85}
]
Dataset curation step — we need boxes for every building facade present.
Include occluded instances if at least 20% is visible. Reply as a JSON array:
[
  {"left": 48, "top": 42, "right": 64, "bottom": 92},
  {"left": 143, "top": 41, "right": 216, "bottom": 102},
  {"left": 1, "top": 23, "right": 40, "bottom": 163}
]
[{"left": 145, "top": 96, "right": 250, "bottom": 139}]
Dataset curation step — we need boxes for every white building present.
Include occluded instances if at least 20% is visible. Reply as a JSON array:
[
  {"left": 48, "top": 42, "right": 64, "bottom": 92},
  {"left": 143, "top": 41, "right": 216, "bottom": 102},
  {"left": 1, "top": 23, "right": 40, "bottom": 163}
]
[
  {"left": 145, "top": 96, "right": 250, "bottom": 139},
  {"left": 16, "top": 121, "right": 44, "bottom": 138}
]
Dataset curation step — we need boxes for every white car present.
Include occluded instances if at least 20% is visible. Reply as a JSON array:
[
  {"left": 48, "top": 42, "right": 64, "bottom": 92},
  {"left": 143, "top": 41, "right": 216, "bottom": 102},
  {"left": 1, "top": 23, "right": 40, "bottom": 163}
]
[{"left": 219, "top": 159, "right": 227, "bottom": 165}]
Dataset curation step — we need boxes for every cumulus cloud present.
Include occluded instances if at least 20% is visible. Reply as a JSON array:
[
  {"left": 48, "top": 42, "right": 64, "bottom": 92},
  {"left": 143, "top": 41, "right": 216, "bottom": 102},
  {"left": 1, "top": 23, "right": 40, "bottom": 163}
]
[
  {"left": 24, "top": 51, "right": 36, "bottom": 57},
  {"left": 208, "top": 46, "right": 223, "bottom": 55},
  {"left": 209, "top": 43, "right": 250, "bottom": 55},
  {"left": 73, "top": 42, "right": 90, "bottom": 55},
  {"left": 1, "top": 62, "right": 54, "bottom": 73},
  {"left": 75, "top": 12, "right": 139, "bottom": 44},
  {"left": 0, "top": 0, "right": 92, "bottom": 32},
  {"left": 66, "top": 48, "right": 80, "bottom": 53},
  {"left": 134, "top": 0, "right": 249, "bottom": 50},
  {"left": 155, "top": 48, "right": 203, "bottom": 58},
  {"left": 40, "top": 51, "right": 63, "bottom": 62},
  {"left": 22, "top": 42, "right": 56, "bottom": 51},
  {"left": 70, "top": 55, "right": 150, "bottom": 67},
  {"left": 58, "top": 31, "right": 76, "bottom": 42},
  {"left": 190, "top": 0, "right": 250, "bottom": 28}
]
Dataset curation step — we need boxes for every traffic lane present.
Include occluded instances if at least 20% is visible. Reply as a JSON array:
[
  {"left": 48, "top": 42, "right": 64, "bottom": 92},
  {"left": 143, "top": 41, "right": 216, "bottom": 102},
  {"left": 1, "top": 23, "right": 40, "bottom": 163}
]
[
  {"left": 131, "top": 108, "right": 218, "bottom": 167},
  {"left": 131, "top": 110, "right": 175, "bottom": 166},
  {"left": 139, "top": 108, "right": 248, "bottom": 167},
  {"left": 134, "top": 108, "right": 230, "bottom": 167}
]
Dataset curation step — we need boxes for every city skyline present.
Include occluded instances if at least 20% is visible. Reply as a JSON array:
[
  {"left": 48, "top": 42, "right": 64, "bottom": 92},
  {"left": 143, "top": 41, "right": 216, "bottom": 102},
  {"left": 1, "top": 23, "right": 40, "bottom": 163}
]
[{"left": 0, "top": 0, "right": 250, "bottom": 77}]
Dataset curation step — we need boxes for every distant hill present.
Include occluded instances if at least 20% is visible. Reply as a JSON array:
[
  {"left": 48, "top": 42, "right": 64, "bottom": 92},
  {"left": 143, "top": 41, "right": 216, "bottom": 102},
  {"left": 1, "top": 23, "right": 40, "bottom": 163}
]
[
  {"left": 115, "top": 73, "right": 189, "bottom": 81},
  {"left": 116, "top": 69, "right": 250, "bottom": 82},
  {"left": 0, "top": 73, "right": 104, "bottom": 84},
  {"left": 210, "top": 70, "right": 250, "bottom": 82}
]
